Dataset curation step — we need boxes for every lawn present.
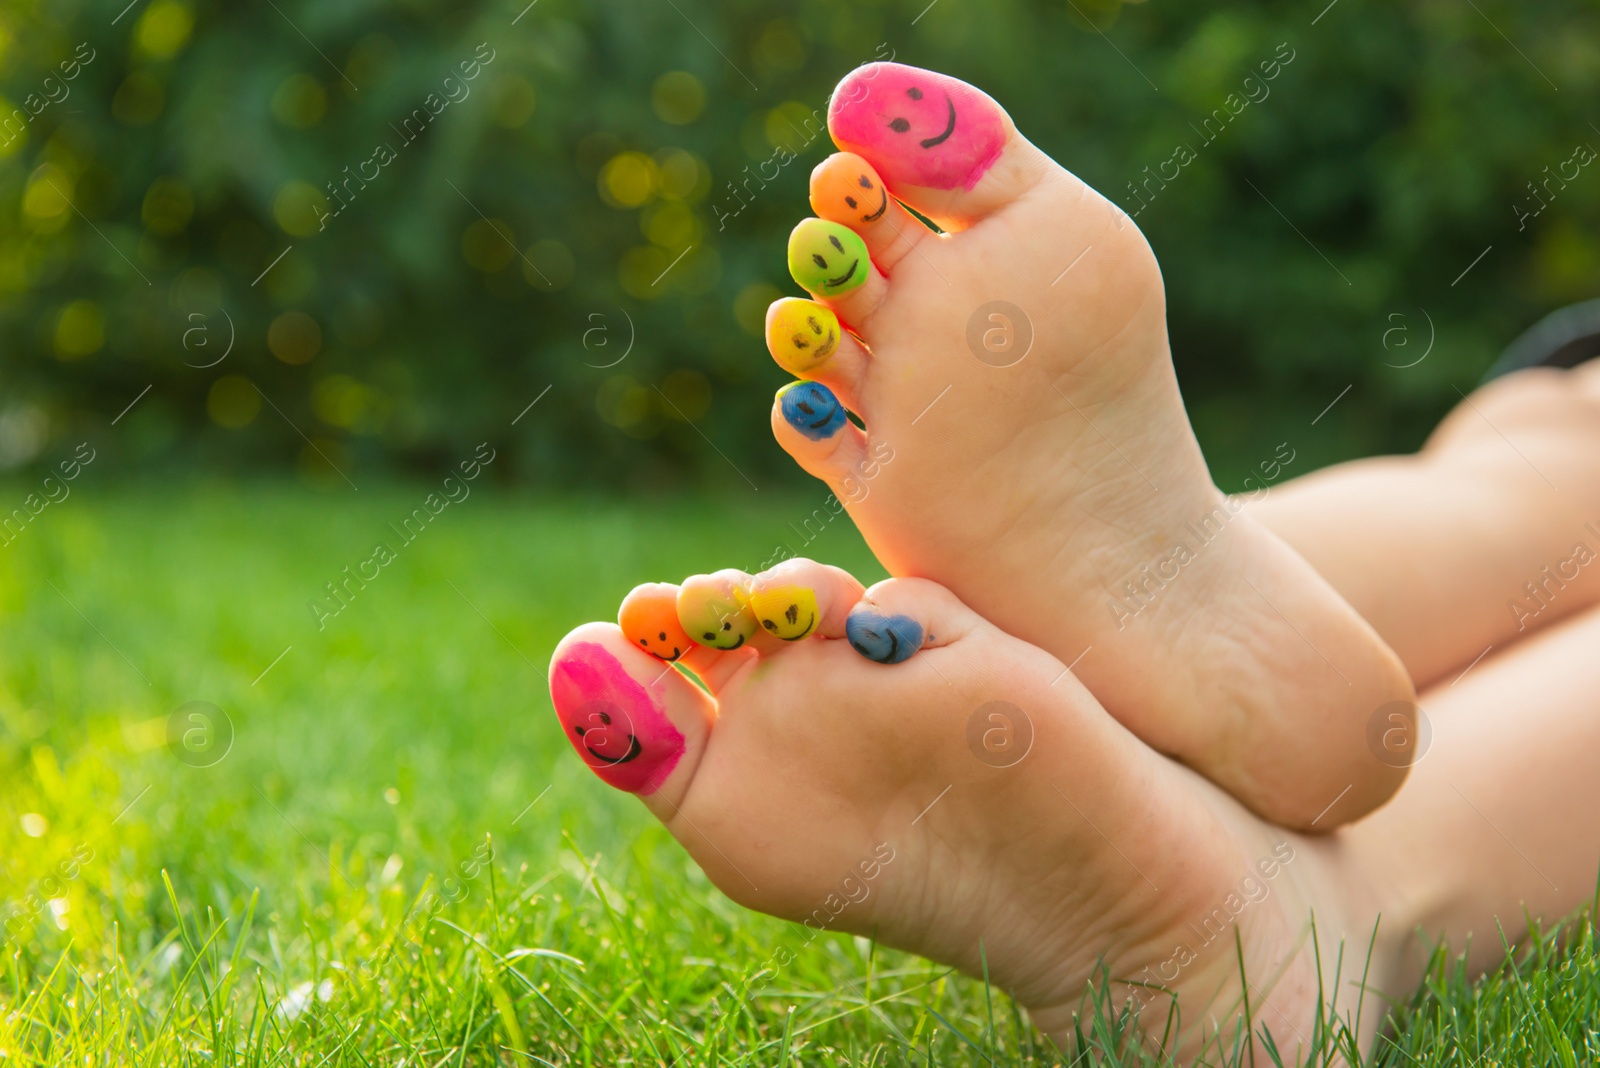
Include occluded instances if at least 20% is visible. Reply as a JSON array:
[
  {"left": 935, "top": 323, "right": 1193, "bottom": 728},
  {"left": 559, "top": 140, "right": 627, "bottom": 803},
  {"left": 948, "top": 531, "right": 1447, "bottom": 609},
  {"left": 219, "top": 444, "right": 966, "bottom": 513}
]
[{"left": 0, "top": 484, "right": 1594, "bottom": 1065}]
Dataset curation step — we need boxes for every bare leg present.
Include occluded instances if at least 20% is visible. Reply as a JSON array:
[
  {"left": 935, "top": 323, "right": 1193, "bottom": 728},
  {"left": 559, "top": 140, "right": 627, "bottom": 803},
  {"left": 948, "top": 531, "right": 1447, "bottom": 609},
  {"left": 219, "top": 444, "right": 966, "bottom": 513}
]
[
  {"left": 1252, "top": 364, "right": 1600, "bottom": 690},
  {"left": 1347, "top": 599, "right": 1600, "bottom": 1001}
]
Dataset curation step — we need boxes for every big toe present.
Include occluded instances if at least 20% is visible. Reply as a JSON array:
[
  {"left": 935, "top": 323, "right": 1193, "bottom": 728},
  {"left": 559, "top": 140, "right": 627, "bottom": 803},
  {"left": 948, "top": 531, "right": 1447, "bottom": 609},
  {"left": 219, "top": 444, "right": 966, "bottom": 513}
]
[
  {"left": 828, "top": 62, "right": 1057, "bottom": 229},
  {"left": 549, "top": 624, "right": 714, "bottom": 815}
]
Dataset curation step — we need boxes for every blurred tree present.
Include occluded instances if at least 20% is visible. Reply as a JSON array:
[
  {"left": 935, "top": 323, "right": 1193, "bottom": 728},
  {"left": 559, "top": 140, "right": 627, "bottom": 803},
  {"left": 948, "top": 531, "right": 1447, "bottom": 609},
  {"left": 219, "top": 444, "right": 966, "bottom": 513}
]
[{"left": 0, "top": 0, "right": 1594, "bottom": 492}]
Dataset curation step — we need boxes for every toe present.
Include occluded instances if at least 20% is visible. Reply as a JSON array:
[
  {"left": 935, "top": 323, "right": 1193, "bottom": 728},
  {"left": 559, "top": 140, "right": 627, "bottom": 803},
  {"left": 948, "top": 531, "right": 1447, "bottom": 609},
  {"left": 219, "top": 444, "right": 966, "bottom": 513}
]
[
  {"left": 764, "top": 297, "right": 868, "bottom": 400},
  {"left": 676, "top": 569, "right": 764, "bottom": 684},
  {"left": 845, "top": 576, "right": 978, "bottom": 665},
  {"left": 549, "top": 622, "right": 714, "bottom": 813},
  {"left": 744, "top": 558, "right": 865, "bottom": 643},
  {"left": 827, "top": 62, "right": 1056, "bottom": 231},
  {"left": 787, "top": 217, "right": 888, "bottom": 327},
  {"left": 619, "top": 581, "right": 731, "bottom": 682},
  {"left": 809, "top": 152, "right": 932, "bottom": 273},
  {"left": 769, "top": 380, "right": 878, "bottom": 501}
]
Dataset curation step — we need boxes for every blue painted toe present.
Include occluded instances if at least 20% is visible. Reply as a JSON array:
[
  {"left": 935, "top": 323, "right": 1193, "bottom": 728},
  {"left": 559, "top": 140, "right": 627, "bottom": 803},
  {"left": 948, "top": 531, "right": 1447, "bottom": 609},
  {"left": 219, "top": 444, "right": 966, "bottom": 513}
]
[
  {"left": 778, "top": 380, "right": 848, "bottom": 441},
  {"left": 845, "top": 611, "right": 923, "bottom": 664}
]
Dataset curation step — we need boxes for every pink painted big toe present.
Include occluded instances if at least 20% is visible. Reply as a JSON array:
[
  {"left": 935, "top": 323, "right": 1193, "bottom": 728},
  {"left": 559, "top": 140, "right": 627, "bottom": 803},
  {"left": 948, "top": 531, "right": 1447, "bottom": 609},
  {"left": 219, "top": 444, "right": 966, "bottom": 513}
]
[
  {"left": 829, "top": 62, "right": 1007, "bottom": 192},
  {"left": 550, "top": 641, "right": 684, "bottom": 794}
]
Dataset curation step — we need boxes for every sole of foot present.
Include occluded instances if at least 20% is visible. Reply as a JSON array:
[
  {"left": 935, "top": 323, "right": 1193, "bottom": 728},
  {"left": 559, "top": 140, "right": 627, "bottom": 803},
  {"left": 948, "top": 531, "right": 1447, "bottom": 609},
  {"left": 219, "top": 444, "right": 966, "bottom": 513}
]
[
  {"left": 761, "top": 61, "right": 1416, "bottom": 830},
  {"left": 551, "top": 559, "right": 1389, "bottom": 1060}
]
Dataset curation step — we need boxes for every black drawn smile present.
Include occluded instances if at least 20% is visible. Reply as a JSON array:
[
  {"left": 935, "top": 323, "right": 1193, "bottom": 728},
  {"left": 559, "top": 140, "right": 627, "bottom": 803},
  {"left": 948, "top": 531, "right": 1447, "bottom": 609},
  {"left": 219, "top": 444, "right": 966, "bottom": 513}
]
[
  {"left": 920, "top": 95, "right": 957, "bottom": 149},
  {"left": 862, "top": 186, "right": 888, "bottom": 221},
  {"left": 586, "top": 734, "right": 643, "bottom": 765},
  {"left": 825, "top": 259, "right": 859, "bottom": 289}
]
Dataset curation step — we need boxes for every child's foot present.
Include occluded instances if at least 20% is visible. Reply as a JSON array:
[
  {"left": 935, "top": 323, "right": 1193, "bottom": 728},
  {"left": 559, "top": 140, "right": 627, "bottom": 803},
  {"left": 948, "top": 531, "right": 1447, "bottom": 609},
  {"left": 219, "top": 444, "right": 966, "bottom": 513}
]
[
  {"left": 763, "top": 63, "right": 1415, "bottom": 829},
  {"left": 551, "top": 561, "right": 1386, "bottom": 1058}
]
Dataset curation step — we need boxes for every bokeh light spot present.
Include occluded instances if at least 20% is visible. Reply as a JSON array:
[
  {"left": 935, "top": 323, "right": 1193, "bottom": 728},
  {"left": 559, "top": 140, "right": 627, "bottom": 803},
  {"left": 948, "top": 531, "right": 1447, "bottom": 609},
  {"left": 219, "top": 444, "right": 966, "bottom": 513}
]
[
  {"left": 54, "top": 300, "right": 105, "bottom": 360},
  {"left": 618, "top": 246, "right": 669, "bottom": 299},
  {"left": 651, "top": 71, "right": 706, "bottom": 125},
  {"left": 489, "top": 74, "right": 536, "bottom": 128},
  {"left": 141, "top": 177, "right": 194, "bottom": 235},
  {"left": 461, "top": 218, "right": 516, "bottom": 272},
  {"left": 272, "top": 181, "right": 329, "bottom": 237},
  {"left": 23, "top": 165, "right": 71, "bottom": 222},
  {"left": 135, "top": 0, "right": 195, "bottom": 60},
  {"left": 208, "top": 375, "right": 261, "bottom": 428},
  {"left": 641, "top": 201, "right": 698, "bottom": 248},
  {"left": 733, "top": 282, "right": 782, "bottom": 337},
  {"left": 655, "top": 148, "right": 707, "bottom": 201},
  {"left": 312, "top": 375, "right": 369, "bottom": 429},
  {"left": 112, "top": 72, "right": 165, "bottom": 126},
  {"left": 597, "top": 374, "right": 653, "bottom": 433},
  {"left": 271, "top": 74, "right": 327, "bottom": 128},
  {"left": 268, "top": 311, "right": 323, "bottom": 365},
  {"left": 659, "top": 369, "right": 712, "bottom": 421},
  {"left": 523, "top": 239, "right": 575, "bottom": 290},
  {"left": 600, "top": 152, "right": 658, "bottom": 209}
]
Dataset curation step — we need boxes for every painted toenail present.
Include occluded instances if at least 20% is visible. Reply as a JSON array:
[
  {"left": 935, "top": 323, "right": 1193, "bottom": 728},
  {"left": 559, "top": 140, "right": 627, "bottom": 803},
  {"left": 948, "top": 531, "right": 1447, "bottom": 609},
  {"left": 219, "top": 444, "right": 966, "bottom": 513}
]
[
  {"left": 829, "top": 63, "right": 1006, "bottom": 191},
  {"left": 767, "top": 299, "right": 842, "bottom": 374},
  {"left": 745, "top": 584, "right": 820, "bottom": 641},
  {"left": 677, "top": 586, "right": 758, "bottom": 651},
  {"left": 813, "top": 153, "right": 889, "bottom": 225},
  {"left": 777, "top": 380, "right": 848, "bottom": 440},
  {"left": 845, "top": 610, "right": 924, "bottom": 664},
  {"left": 550, "top": 642, "right": 684, "bottom": 794},
  {"left": 788, "top": 219, "right": 868, "bottom": 296},
  {"left": 619, "top": 586, "right": 698, "bottom": 663}
]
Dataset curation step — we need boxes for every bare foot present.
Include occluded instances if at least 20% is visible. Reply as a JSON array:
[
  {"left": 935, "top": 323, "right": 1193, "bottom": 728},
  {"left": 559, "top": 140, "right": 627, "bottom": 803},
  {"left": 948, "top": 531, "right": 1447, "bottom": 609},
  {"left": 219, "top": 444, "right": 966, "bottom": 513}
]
[
  {"left": 555, "top": 559, "right": 1388, "bottom": 1058},
  {"left": 761, "top": 62, "right": 1414, "bottom": 829}
]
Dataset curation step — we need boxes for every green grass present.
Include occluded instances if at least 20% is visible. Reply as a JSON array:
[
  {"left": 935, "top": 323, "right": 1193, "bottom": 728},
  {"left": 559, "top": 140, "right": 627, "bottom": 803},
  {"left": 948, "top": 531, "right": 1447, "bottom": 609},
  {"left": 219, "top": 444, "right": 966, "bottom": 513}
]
[{"left": 0, "top": 483, "right": 1594, "bottom": 1065}]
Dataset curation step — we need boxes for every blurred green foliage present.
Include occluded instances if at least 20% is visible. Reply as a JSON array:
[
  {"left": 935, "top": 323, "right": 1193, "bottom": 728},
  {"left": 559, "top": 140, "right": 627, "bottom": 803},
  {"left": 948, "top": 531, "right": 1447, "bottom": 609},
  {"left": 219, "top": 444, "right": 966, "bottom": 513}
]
[{"left": 1, "top": 0, "right": 1596, "bottom": 492}]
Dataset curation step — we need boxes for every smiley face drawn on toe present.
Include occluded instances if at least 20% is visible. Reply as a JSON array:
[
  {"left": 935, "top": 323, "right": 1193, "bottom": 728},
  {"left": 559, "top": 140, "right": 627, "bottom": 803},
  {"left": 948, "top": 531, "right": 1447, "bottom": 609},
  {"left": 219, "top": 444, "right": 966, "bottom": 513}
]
[
  {"left": 829, "top": 63, "right": 1006, "bottom": 191},
  {"left": 778, "top": 380, "right": 848, "bottom": 441},
  {"left": 767, "top": 299, "right": 842, "bottom": 374},
  {"left": 845, "top": 610, "right": 924, "bottom": 665},
  {"left": 748, "top": 584, "right": 820, "bottom": 642},
  {"left": 678, "top": 585, "right": 759, "bottom": 652},
  {"left": 550, "top": 642, "right": 684, "bottom": 794},
  {"left": 803, "top": 321, "right": 839, "bottom": 360},
  {"left": 823, "top": 253, "right": 859, "bottom": 290},
  {"left": 573, "top": 712, "right": 644, "bottom": 765},
  {"left": 843, "top": 172, "right": 889, "bottom": 223},
  {"left": 788, "top": 219, "right": 869, "bottom": 296},
  {"left": 619, "top": 585, "right": 699, "bottom": 662},
  {"left": 886, "top": 86, "right": 958, "bottom": 149}
]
